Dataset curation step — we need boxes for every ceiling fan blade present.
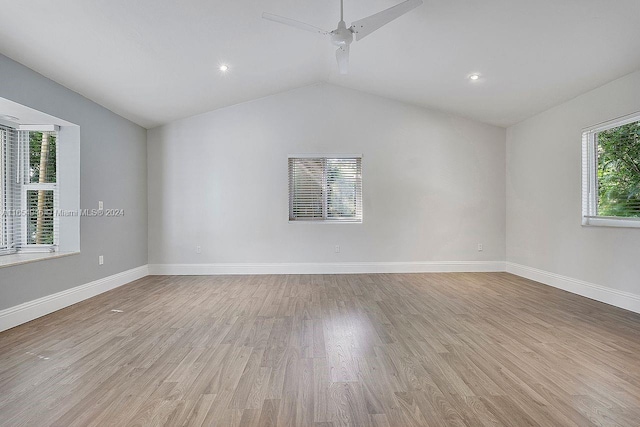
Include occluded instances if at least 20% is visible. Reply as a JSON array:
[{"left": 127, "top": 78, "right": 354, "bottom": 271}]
[
  {"left": 262, "top": 12, "right": 329, "bottom": 35},
  {"left": 350, "top": 0, "right": 423, "bottom": 41},
  {"left": 336, "top": 45, "right": 349, "bottom": 74}
]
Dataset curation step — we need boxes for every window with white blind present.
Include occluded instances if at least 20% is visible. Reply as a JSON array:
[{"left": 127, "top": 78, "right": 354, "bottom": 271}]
[
  {"left": 288, "top": 156, "right": 362, "bottom": 222},
  {"left": 582, "top": 112, "right": 640, "bottom": 228},
  {"left": 0, "top": 125, "right": 59, "bottom": 255}
]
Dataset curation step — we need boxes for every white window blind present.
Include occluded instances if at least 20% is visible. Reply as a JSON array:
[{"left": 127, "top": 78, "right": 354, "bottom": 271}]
[
  {"left": 1, "top": 125, "right": 22, "bottom": 255},
  {"left": 582, "top": 112, "right": 640, "bottom": 228},
  {"left": 288, "top": 156, "right": 362, "bottom": 222},
  {"left": 0, "top": 124, "right": 59, "bottom": 255}
]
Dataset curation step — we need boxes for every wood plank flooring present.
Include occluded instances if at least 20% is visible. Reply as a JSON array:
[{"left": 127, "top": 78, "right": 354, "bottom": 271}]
[{"left": 1, "top": 272, "right": 640, "bottom": 426}]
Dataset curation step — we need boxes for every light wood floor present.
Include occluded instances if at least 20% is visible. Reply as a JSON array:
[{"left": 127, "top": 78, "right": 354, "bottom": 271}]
[{"left": 1, "top": 273, "right": 640, "bottom": 426}]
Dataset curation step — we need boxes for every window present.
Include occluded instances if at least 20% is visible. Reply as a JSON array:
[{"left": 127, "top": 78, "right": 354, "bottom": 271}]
[
  {"left": 288, "top": 156, "right": 362, "bottom": 222},
  {"left": 1, "top": 125, "right": 59, "bottom": 255},
  {"left": 582, "top": 113, "right": 640, "bottom": 228}
]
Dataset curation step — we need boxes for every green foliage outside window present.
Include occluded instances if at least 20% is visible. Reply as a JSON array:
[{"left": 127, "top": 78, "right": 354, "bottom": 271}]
[
  {"left": 597, "top": 121, "right": 640, "bottom": 218},
  {"left": 27, "top": 190, "right": 55, "bottom": 245},
  {"left": 29, "top": 131, "right": 56, "bottom": 183},
  {"left": 28, "top": 131, "right": 57, "bottom": 245}
]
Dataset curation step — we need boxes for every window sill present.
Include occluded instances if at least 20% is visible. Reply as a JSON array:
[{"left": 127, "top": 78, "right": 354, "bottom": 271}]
[
  {"left": 288, "top": 220, "right": 363, "bottom": 224},
  {"left": 0, "top": 251, "right": 80, "bottom": 269},
  {"left": 582, "top": 217, "right": 640, "bottom": 229}
]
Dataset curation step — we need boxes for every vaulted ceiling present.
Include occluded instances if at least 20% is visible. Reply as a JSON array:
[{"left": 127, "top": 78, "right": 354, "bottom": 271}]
[{"left": 1, "top": 0, "right": 639, "bottom": 129}]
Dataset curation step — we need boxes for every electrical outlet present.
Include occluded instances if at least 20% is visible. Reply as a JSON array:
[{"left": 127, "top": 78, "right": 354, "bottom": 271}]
[
  {"left": 98, "top": 201, "right": 103, "bottom": 210},
  {"left": 477, "top": 243, "right": 483, "bottom": 252},
  {"left": 335, "top": 245, "right": 340, "bottom": 253},
  {"left": 196, "top": 245, "right": 202, "bottom": 254},
  {"left": 99, "top": 255, "right": 104, "bottom": 265}
]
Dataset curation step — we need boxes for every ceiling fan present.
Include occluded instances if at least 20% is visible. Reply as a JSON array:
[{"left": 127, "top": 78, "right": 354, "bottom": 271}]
[{"left": 263, "top": 0, "right": 423, "bottom": 74}]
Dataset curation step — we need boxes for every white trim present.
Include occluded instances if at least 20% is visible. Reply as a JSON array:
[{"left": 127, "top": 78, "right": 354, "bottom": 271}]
[
  {"left": 18, "top": 124, "right": 60, "bottom": 132},
  {"left": 582, "top": 216, "right": 640, "bottom": 229},
  {"left": 148, "top": 261, "right": 505, "bottom": 276},
  {"left": 0, "top": 251, "right": 78, "bottom": 269},
  {"left": 0, "top": 265, "right": 149, "bottom": 332},
  {"left": 506, "top": 262, "right": 640, "bottom": 314},
  {"left": 582, "top": 110, "right": 640, "bottom": 134}
]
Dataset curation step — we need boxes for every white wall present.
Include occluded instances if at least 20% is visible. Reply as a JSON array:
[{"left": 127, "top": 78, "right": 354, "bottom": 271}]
[
  {"left": 507, "top": 70, "right": 640, "bottom": 296},
  {"left": 148, "top": 83, "right": 506, "bottom": 270}
]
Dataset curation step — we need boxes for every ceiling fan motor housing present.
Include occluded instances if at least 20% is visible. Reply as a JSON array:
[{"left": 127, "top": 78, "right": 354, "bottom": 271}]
[{"left": 331, "top": 21, "right": 353, "bottom": 46}]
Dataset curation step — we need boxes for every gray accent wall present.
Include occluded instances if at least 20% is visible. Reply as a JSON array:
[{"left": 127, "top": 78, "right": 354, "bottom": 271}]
[{"left": 0, "top": 54, "right": 147, "bottom": 310}]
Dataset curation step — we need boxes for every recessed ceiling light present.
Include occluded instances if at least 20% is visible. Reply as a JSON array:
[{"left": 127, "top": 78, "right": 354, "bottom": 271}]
[
  {"left": 468, "top": 73, "right": 481, "bottom": 81},
  {"left": 219, "top": 64, "right": 229, "bottom": 72},
  {"left": 0, "top": 114, "right": 20, "bottom": 121}
]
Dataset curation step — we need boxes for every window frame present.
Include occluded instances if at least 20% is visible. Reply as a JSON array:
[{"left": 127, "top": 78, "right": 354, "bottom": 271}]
[
  {"left": 0, "top": 97, "right": 80, "bottom": 267},
  {"left": 22, "top": 185, "right": 58, "bottom": 251},
  {"left": 288, "top": 154, "right": 363, "bottom": 223},
  {"left": 0, "top": 125, "right": 60, "bottom": 256},
  {"left": 21, "top": 130, "right": 59, "bottom": 251},
  {"left": 582, "top": 112, "right": 640, "bottom": 228}
]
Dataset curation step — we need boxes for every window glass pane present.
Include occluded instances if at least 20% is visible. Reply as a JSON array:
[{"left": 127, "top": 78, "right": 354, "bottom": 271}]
[
  {"left": 290, "top": 158, "right": 324, "bottom": 220},
  {"left": 27, "top": 189, "right": 55, "bottom": 245},
  {"left": 29, "top": 131, "right": 57, "bottom": 184},
  {"left": 596, "top": 120, "right": 640, "bottom": 218},
  {"left": 326, "top": 159, "right": 358, "bottom": 219}
]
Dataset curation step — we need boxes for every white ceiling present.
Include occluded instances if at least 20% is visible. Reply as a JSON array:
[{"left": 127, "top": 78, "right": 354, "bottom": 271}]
[{"left": 1, "top": 0, "right": 639, "bottom": 129}]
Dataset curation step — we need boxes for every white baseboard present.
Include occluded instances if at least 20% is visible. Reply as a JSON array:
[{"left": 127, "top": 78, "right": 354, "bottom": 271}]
[
  {"left": 148, "top": 261, "right": 506, "bottom": 276},
  {"left": 506, "top": 262, "right": 640, "bottom": 314},
  {"left": 5, "top": 261, "right": 635, "bottom": 334},
  {"left": 0, "top": 265, "right": 149, "bottom": 333}
]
